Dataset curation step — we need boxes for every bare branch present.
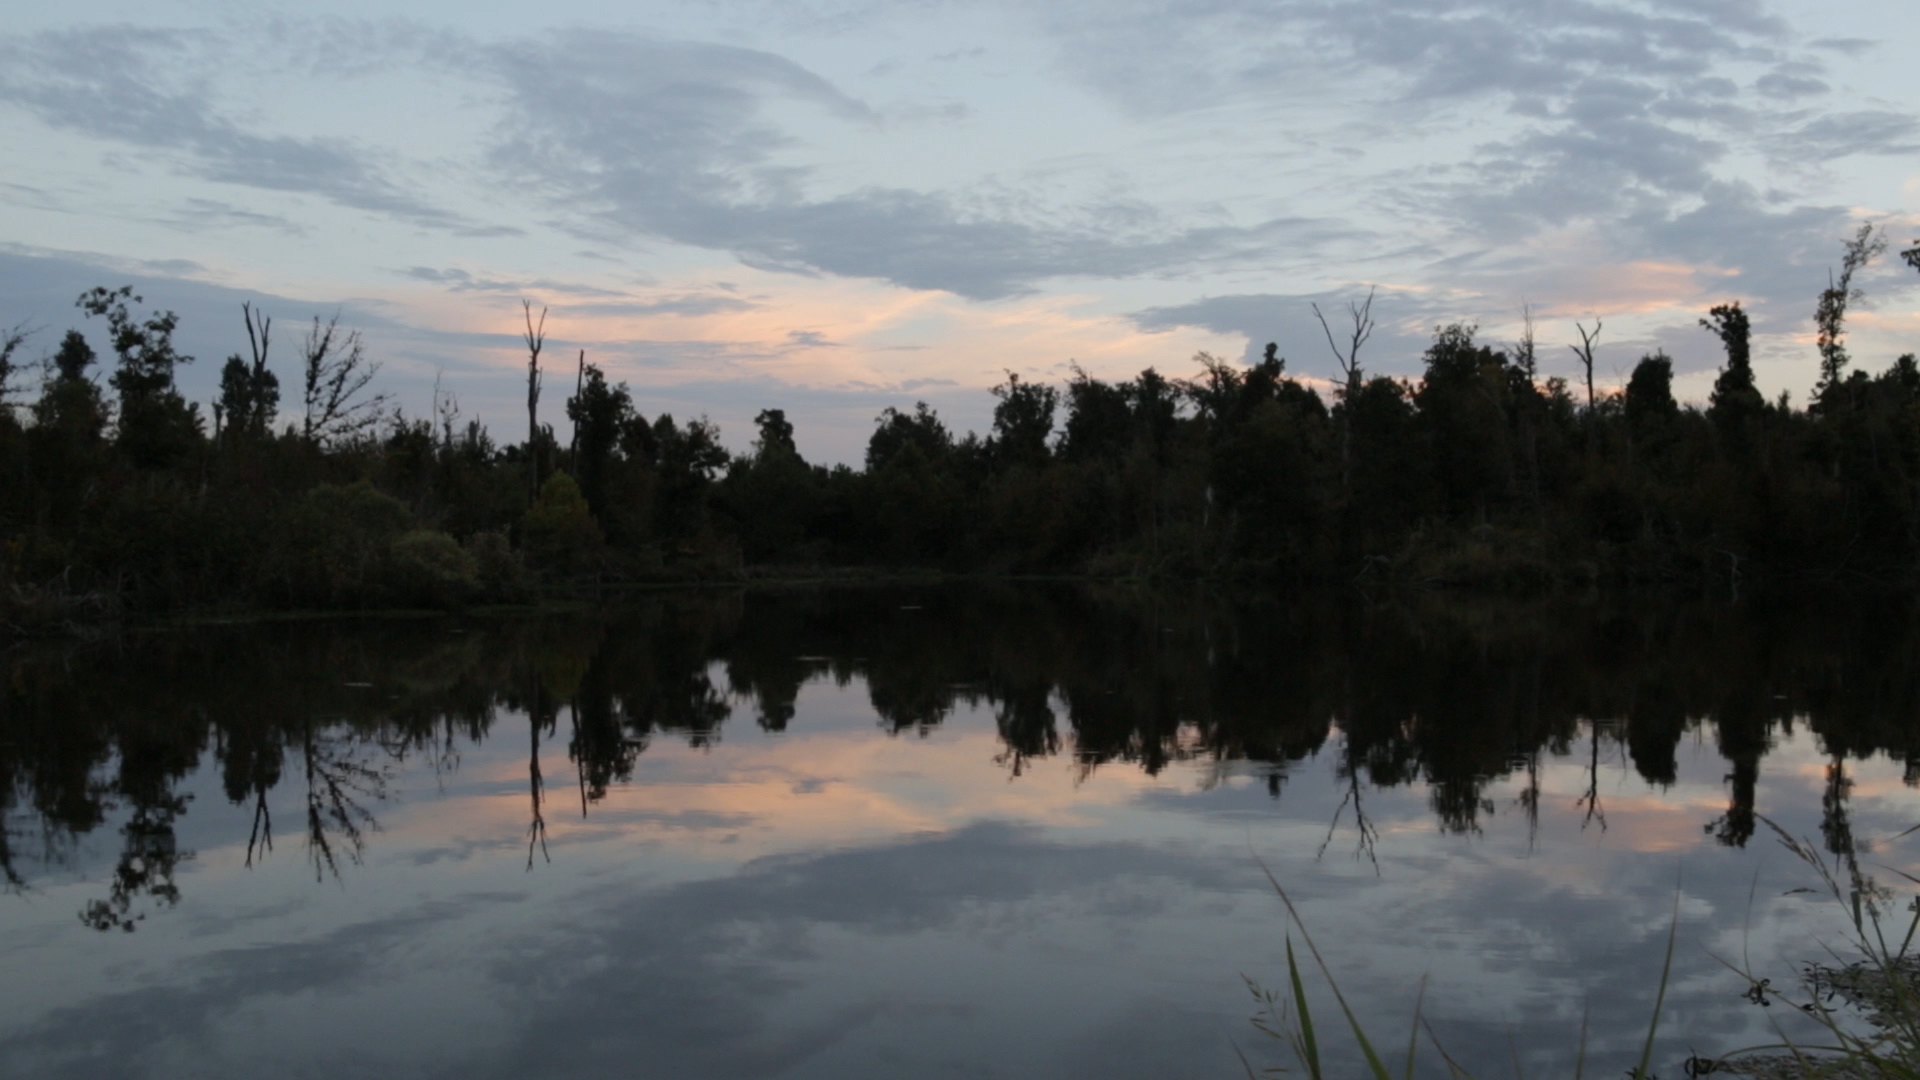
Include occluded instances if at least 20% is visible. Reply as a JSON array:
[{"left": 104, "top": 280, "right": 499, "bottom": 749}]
[
  {"left": 0, "top": 321, "right": 31, "bottom": 408},
  {"left": 523, "top": 300, "right": 548, "bottom": 504},
  {"left": 1569, "top": 320, "right": 1602, "bottom": 413},
  {"left": 1514, "top": 303, "right": 1537, "bottom": 377},
  {"left": 433, "top": 369, "right": 461, "bottom": 452},
  {"left": 301, "top": 312, "right": 388, "bottom": 447},
  {"left": 243, "top": 302, "right": 270, "bottom": 372},
  {"left": 1310, "top": 285, "right": 1376, "bottom": 392},
  {"left": 1815, "top": 223, "right": 1888, "bottom": 396},
  {"left": 570, "top": 347, "right": 585, "bottom": 472}
]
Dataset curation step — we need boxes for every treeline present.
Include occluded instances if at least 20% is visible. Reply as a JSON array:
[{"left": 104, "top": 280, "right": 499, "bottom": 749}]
[
  {"left": 2, "top": 233, "right": 1919, "bottom": 620},
  {"left": 5, "top": 586, "right": 1915, "bottom": 922}
]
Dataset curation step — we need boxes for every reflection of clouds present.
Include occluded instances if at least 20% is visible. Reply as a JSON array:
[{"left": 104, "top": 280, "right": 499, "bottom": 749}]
[
  {"left": 0, "top": 896, "right": 527, "bottom": 1079},
  {"left": 469, "top": 820, "right": 1255, "bottom": 1079},
  {"left": 0, "top": 821, "right": 1256, "bottom": 1080},
  {"left": 4, "top": 726, "right": 1917, "bottom": 1079}
]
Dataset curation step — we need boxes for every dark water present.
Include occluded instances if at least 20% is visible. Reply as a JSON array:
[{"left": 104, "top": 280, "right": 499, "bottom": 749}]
[{"left": 4, "top": 585, "right": 1920, "bottom": 1079}]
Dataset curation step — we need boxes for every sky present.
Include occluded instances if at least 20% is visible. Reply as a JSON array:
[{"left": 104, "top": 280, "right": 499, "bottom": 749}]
[{"left": 1, "top": 0, "right": 1916, "bottom": 464}]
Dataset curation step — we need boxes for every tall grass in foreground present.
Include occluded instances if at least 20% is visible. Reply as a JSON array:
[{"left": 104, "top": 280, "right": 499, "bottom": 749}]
[{"left": 1241, "top": 819, "right": 1920, "bottom": 1080}]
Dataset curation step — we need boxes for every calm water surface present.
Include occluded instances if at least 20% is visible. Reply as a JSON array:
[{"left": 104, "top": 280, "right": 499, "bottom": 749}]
[{"left": 4, "top": 585, "right": 1920, "bottom": 1078}]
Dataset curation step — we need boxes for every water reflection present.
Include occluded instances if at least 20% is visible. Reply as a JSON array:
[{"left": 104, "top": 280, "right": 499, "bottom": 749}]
[
  {"left": 7, "top": 586, "right": 1920, "bottom": 1077},
  {"left": 4, "top": 587, "right": 1920, "bottom": 922}
]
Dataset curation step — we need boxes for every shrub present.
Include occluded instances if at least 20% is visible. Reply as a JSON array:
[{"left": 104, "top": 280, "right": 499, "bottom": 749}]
[
  {"left": 463, "top": 530, "right": 530, "bottom": 602},
  {"left": 273, "top": 480, "right": 412, "bottom": 607},
  {"left": 386, "top": 530, "right": 479, "bottom": 609},
  {"left": 522, "top": 471, "right": 603, "bottom": 576}
]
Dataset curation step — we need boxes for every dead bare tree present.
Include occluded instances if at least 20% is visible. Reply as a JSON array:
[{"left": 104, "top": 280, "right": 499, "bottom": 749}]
[
  {"left": 300, "top": 313, "right": 387, "bottom": 447},
  {"left": 522, "top": 300, "right": 547, "bottom": 506},
  {"left": 569, "top": 347, "right": 585, "bottom": 474},
  {"left": 219, "top": 299, "right": 278, "bottom": 440},
  {"left": 1513, "top": 305, "right": 1544, "bottom": 522},
  {"left": 1311, "top": 286, "right": 1376, "bottom": 496},
  {"left": 432, "top": 369, "right": 461, "bottom": 453},
  {"left": 1, "top": 321, "right": 32, "bottom": 417},
  {"left": 1569, "top": 320, "right": 1602, "bottom": 414},
  {"left": 1514, "top": 304, "right": 1537, "bottom": 376}
]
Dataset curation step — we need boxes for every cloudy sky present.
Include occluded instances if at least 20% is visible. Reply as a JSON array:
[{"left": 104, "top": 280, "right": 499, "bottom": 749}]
[{"left": 2, "top": 0, "right": 1916, "bottom": 462}]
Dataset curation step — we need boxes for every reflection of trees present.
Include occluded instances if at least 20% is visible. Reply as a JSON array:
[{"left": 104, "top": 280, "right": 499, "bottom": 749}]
[
  {"left": 526, "top": 711, "right": 550, "bottom": 869},
  {"left": 1708, "top": 693, "right": 1770, "bottom": 850},
  {"left": 80, "top": 797, "right": 189, "bottom": 932},
  {"left": 10, "top": 586, "right": 1920, "bottom": 925},
  {"left": 1318, "top": 769, "right": 1379, "bottom": 869},
  {"left": 1575, "top": 722, "right": 1608, "bottom": 833},
  {"left": 992, "top": 683, "right": 1058, "bottom": 778},
  {"left": 300, "top": 724, "right": 392, "bottom": 881},
  {"left": 1514, "top": 750, "right": 1542, "bottom": 852}
]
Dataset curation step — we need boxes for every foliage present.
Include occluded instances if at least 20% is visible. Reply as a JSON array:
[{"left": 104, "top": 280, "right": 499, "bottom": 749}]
[
  {"left": 8, "top": 244, "right": 1920, "bottom": 628},
  {"left": 522, "top": 470, "right": 604, "bottom": 575},
  {"left": 78, "top": 286, "right": 201, "bottom": 469}
]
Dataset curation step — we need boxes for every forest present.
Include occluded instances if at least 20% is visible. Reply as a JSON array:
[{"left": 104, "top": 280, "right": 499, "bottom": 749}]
[{"left": 2, "top": 228, "right": 1919, "bottom": 625}]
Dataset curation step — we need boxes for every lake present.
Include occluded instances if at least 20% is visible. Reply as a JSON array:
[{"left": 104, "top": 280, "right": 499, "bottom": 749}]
[{"left": 3, "top": 584, "right": 1918, "bottom": 1078}]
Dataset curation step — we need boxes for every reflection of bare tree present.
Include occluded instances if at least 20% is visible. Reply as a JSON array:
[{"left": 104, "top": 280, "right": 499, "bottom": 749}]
[
  {"left": 301, "top": 724, "right": 391, "bottom": 882},
  {"left": 80, "top": 797, "right": 191, "bottom": 932},
  {"left": 1, "top": 810, "right": 27, "bottom": 892},
  {"left": 573, "top": 699, "right": 589, "bottom": 820},
  {"left": 245, "top": 787, "right": 273, "bottom": 868},
  {"left": 1318, "top": 766, "right": 1380, "bottom": 871},
  {"left": 1575, "top": 721, "right": 1607, "bottom": 832},
  {"left": 527, "top": 712, "right": 550, "bottom": 870},
  {"left": 1821, "top": 754, "right": 1855, "bottom": 858},
  {"left": 1817, "top": 754, "right": 1881, "bottom": 931},
  {"left": 1513, "top": 750, "right": 1542, "bottom": 854}
]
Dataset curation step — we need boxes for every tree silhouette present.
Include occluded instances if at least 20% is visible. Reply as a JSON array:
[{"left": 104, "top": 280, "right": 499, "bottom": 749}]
[
  {"left": 299, "top": 312, "right": 386, "bottom": 447},
  {"left": 78, "top": 285, "right": 200, "bottom": 468},
  {"left": 1813, "top": 224, "right": 1888, "bottom": 414}
]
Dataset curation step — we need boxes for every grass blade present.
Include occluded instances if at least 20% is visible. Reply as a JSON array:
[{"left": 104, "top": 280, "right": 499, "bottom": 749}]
[
  {"left": 1632, "top": 890, "right": 1681, "bottom": 1079},
  {"left": 1287, "top": 935, "right": 1322, "bottom": 1079},
  {"left": 1405, "top": 975, "right": 1427, "bottom": 1080},
  {"left": 1573, "top": 999, "right": 1588, "bottom": 1080},
  {"left": 1263, "top": 860, "right": 1395, "bottom": 1079}
]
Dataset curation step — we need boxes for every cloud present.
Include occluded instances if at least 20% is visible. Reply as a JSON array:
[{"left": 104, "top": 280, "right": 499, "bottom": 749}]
[
  {"left": 1039, "top": 0, "right": 1785, "bottom": 119},
  {"left": 400, "top": 267, "right": 632, "bottom": 299},
  {"left": 558, "top": 295, "right": 760, "bottom": 318},
  {"left": 1806, "top": 36, "right": 1877, "bottom": 56},
  {"left": 0, "top": 25, "right": 511, "bottom": 236},
  {"left": 1615, "top": 182, "right": 1855, "bottom": 321},
  {"left": 1755, "top": 70, "right": 1829, "bottom": 99},
  {"left": 480, "top": 30, "right": 1351, "bottom": 299},
  {"left": 165, "top": 198, "right": 306, "bottom": 235},
  {"left": 1773, "top": 111, "right": 1920, "bottom": 159},
  {"left": 1037, "top": 0, "right": 1914, "bottom": 307}
]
